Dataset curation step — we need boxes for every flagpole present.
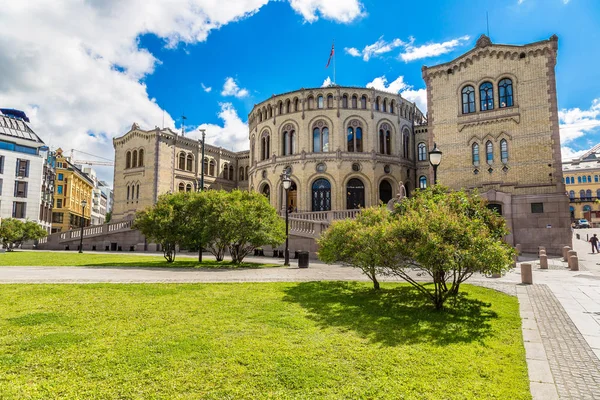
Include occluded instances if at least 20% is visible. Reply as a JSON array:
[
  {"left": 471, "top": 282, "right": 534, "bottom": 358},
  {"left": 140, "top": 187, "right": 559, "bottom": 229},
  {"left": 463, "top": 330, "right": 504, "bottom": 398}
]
[{"left": 333, "top": 39, "right": 336, "bottom": 85}]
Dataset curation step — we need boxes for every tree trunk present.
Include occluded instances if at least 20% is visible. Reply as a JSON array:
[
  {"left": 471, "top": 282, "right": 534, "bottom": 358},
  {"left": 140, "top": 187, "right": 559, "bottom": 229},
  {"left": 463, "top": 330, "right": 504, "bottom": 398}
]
[
  {"left": 372, "top": 274, "right": 380, "bottom": 290},
  {"left": 198, "top": 243, "right": 203, "bottom": 263}
]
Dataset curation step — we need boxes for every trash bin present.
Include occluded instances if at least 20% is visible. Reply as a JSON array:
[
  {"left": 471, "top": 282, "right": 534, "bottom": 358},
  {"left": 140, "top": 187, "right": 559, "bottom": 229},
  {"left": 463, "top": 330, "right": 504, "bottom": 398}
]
[{"left": 298, "top": 251, "right": 309, "bottom": 268}]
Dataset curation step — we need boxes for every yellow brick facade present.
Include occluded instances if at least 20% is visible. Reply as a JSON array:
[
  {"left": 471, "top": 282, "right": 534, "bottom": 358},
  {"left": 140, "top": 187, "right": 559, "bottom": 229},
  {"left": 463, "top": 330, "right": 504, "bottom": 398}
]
[
  {"left": 563, "top": 149, "right": 600, "bottom": 223},
  {"left": 51, "top": 148, "right": 94, "bottom": 233}
]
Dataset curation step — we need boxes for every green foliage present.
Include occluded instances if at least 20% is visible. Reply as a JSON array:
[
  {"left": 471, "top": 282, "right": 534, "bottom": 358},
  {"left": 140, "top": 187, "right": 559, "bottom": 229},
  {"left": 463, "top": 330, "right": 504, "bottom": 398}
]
[
  {"left": 133, "top": 190, "right": 285, "bottom": 263},
  {"left": 104, "top": 211, "right": 112, "bottom": 223},
  {"left": 0, "top": 219, "right": 47, "bottom": 251},
  {"left": 0, "top": 282, "right": 530, "bottom": 399},
  {"left": 318, "top": 186, "right": 515, "bottom": 309}
]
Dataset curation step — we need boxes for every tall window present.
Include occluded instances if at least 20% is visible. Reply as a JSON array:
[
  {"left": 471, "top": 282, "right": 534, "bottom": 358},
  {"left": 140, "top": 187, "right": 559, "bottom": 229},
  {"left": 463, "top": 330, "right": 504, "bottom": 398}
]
[
  {"left": 209, "top": 160, "right": 215, "bottom": 176},
  {"left": 126, "top": 151, "right": 131, "bottom": 168},
  {"left": 499, "top": 78, "right": 514, "bottom": 108},
  {"left": 569, "top": 190, "right": 575, "bottom": 199},
  {"left": 383, "top": 99, "right": 387, "bottom": 113},
  {"left": 500, "top": 139, "right": 508, "bottom": 163},
  {"left": 379, "top": 123, "right": 391, "bottom": 155},
  {"left": 472, "top": 143, "right": 480, "bottom": 166},
  {"left": 278, "top": 102, "right": 283, "bottom": 115},
  {"left": 352, "top": 95, "right": 358, "bottom": 109},
  {"left": 178, "top": 183, "right": 185, "bottom": 192},
  {"left": 589, "top": 175, "right": 592, "bottom": 182},
  {"left": 203, "top": 158, "right": 209, "bottom": 175},
  {"left": 578, "top": 176, "right": 582, "bottom": 183},
  {"left": 12, "top": 202, "right": 25, "bottom": 218},
  {"left": 347, "top": 121, "right": 363, "bottom": 152},
  {"left": 16, "top": 159, "right": 28, "bottom": 177},
  {"left": 313, "top": 122, "right": 329, "bottom": 152},
  {"left": 137, "top": 184, "right": 140, "bottom": 199},
  {"left": 294, "top": 98, "right": 299, "bottom": 112},
  {"left": 178, "top": 152, "right": 186, "bottom": 169},
  {"left": 583, "top": 176, "right": 587, "bottom": 183},
  {"left": 261, "top": 134, "right": 270, "bottom": 160},
  {"left": 486, "top": 141, "right": 493, "bottom": 164},
  {"left": 419, "top": 175, "right": 427, "bottom": 189},
  {"left": 317, "top": 95, "right": 324, "bottom": 109},
  {"left": 132, "top": 150, "right": 138, "bottom": 168},
  {"left": 186, "top": 154, "right": 193, "bottom": 171},
  {"left": 580, "top": 189, "right": 585, "bottom": 199},
  {"left": 374, "top": 97, "right": 380, "bottom": 111},
  {"left": 479, "top": 82, "right": 494, "bottom": 111},
  {"left": 138, "top": 149, "right": 144, "bottom": 167},
  {"left": 403, "top": 130, "right": 410, "bottom": 159},
  {"left": 596, "top": 189, "right": 600, "bottom": 199},
  {"left": 417, "top": 142, "right": 427, "bottom": 161},
  {"left": 239, "top": 167, "right": 244, "bottom": 181},
  {"left": 390, "top": 100, "right": 395, "bottom": 114},
  {"left": 586, "top": 189, "right": 592, "bottom": 200},
  {"left": 229, "top": 165, "right": 234, "bottom": 181},
  {"left": 327, "top": 94, "right": 333, "bottom": 108},
  {"left": 342, "top": 95, "right": 348, "bottom": 108},
  {"left": 286, "top": 100, "right": 291, "bottom": 113},
  {"left": 223, "top": 165, "right": 229, "bottom": 180},
  {"left": 361, "top": 95, "right": 367, "bottom": 109},
  {"left": 461, "top": 85, "right": 475, "bottom": 114},
  {"left": 308, "top": 96, "right": 314, "bottom": 110},
  {"left": 282, "top": 126, "right": 295, "bottom": 156}
]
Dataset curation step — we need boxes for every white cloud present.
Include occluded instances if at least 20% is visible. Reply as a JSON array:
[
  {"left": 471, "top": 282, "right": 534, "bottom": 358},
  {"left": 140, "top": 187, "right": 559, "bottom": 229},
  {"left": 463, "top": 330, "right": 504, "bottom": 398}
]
[
  {"left": 322, "top": 76, "right": 332, "bottom": 87},
  {"left": 561, "top": 147, "right": 587, "bottom": 161},
  {"left": 399, "top": 35, "right": 470, "bottom": 62},
  {"left": 289, "top": 0, "right": 366, "bottom": 23},
  {"left": 366, "top": 75, "right": 427, "bottom": 114},
  {"left": 559, "top": 99, "right": 600, "bottom": 145},
  {"left": 344, "top": 47, "right": 360, "bottom": 57},
  {"left": 221, "top": 77, "right": 249, "bottom": 98},
  {"left": 201, "top": 83, "right": 212, "bottom": 93},
  {"left": 190, "top": 103, "right": 248, "bottom": 152}
]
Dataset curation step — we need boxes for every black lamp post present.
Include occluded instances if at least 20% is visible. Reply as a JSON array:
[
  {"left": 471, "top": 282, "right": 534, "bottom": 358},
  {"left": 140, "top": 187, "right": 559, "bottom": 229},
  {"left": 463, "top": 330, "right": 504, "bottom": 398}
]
[
  {"left": 429, "top": 143, "right": 443, "bottom": 185},
  {"left": 199, "top": 129, "right": 206, "bottom": 191},
  {"left": 281, "top": 171, "right": 291, "bottom": 266},
  {"left": 79, "top": 199, "right": 87, "bottom": 253}
]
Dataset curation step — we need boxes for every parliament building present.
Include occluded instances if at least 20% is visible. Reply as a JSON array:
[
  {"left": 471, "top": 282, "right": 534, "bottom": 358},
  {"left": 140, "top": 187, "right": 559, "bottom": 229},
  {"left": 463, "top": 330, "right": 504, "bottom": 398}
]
[{"left": 109, "top": 34, "right": 571, "bottom": 254}]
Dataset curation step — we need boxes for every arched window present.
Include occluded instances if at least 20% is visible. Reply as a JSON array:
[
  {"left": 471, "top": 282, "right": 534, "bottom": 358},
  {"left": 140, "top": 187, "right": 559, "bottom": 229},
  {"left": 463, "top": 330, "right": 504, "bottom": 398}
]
[
  {"left": 317, "top": 95, "right": 324, "bottom": 109},
  {"left": 132, "top": 150, "right": 138, "bottom": 168},
  {"left": 178, "top": 182, "right": 185, "bottom": 192},
  {"left": 375, "top": 97, "right": 380, "bottom": 111},
  {"left": 578, "top": 176, "right": 582, "bottom": 183},
  {"left": 403, "top": 130, "right": 410, "bottom": 159},
  {"left": 347, "top": 120, "right": 363, "bottom": 152},
  {"left": 417, "top": 142, "right": 427, "bottom": 161},
  {"left": 479, "top": 82, "right": 494, "bottom": 111},
  {"left": 586, "top": 189, "right": 593, "bottom": 200},
  {"left": 267, "top": 105, "right": 272, "bottom": 118},
  {"left": 186, "top": 184, "right": 192, "bottom": 192},
  {"left": 596, "top": 189, "right": 600, "bottom": 199},
  {"left": 278, "top": 102, "right": 283, "bottom": 115},
  {"left": 258, "top": 112, "right": 262, "bottom": 123},
  {"left": 580, "top": 189, "right": 585, "bottom": 199},
  {"left": 391, "top": 100, "right": 396, "bottom": 114},
  {"left": 313, "top": 122, "right": 329, "bottom": 153},
  {"left": 472, "top": 143, "right": 480, "bottom": 166},
  {"left": 294, "top": 98, "right": 299, "bottom": 112},
  {"left": 589, "top": 175, "right": 592, "bottom": 182},
  {"left": 209, "top": 160, "right": 215, "bottom": 176},
  {"left": 282, "top": 125, "right": 295, "bottom": 156},
  {"left": 342, "top": 95, "right": 348, "bottom": 108},
  {"left": 596, "top": 175, "right": 599, "bottom": 183},
  {"left": 499, "top": 78, "right": 514, "bottom": 108},
  {"left": 569, "top": 190, "right": 575, "bottom": 199},
  {"left": 383, "top": 99, "right": 388, "bottom": 113},
  {"left": 346, "top": 178, "right": 365, "bottom": 209},
  {"left": 229, "top": 165, "right": 234, "bottom": 181},
  {"left": 327, "top": 94, "right": 333, "bottom": 108},
  {"left": 136, "top": 184, "right": 140, "bottom": 199},
  {"left": 352, "top": 95, "right": 358, "bottom": 109},
  {"left": 312, "top": 178, "right": 331, "bottom": 211},
  {"left": 125, "top": 151, "right": 131, "bottom": 169},
  {"left": 583, "top": 176, "right": 587, "bottom": 183},
  {"left": 203, "top": 158, "right": 209, "bottom": 175},
  {"left": 379, "top": 180, "right": 393, "bottom": 204},
  {"left": 245, "top": 166, "right": 248, "bottom": 180},
  {"left": 361, "top": 95, "right": 367, "bottom": 109},
  {"left": 584, "top": 205, "right": 592, "bottom": 212},
  {"left": 419, "top": 175, "right": 427, "bottom": 189},
  {"left": 186, "top": 154, "right": 193, "bottom": 171},
  {"left": 262, "top": 184, "right": 270, "bottom": 201},
  {"left": 239, "top": 167, "right": 244, "bottom": 181},
  {"left": 178, "top": 152, "right": 186, "bottom": 170},
  {"left": 462, "top": 85, "right": 476, "bottom": 114},
  {"left": 379, "top": 123, "right": 392, "bottom": 155},
  {"left": 308, "top": 96, "right": 314, "bottom": 110},
  {"left": 486, "top": 141, "right": 493, "bottom": 164},
  {"left": 223, "top": 164, "right": 229, "bottom": 180},
  {"left": 261, "top": 133, "right": 270, "bottom": 160},
  {"left": 286, "top": 100, "right": 291, "bottom": 113},
  {"left": 126, "top": 185, "right": 130, "bottom": 200},
  {"left": 138, "top": 149, "right": 144, "bottom": 167},
  {"left": 500, "top": 139, "right": 508, "bottom": 163}
]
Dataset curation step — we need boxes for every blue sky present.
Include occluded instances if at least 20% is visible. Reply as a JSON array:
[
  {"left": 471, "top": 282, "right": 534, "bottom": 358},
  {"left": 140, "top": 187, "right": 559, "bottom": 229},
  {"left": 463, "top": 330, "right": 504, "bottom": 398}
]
[{"left": 1, "top": 0, "right": 599, "bottom": 183}]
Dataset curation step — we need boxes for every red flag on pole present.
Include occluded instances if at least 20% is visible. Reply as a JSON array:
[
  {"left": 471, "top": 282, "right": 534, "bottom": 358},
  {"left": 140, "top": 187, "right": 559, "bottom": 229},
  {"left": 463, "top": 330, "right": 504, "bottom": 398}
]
[{"left": 326, "top": 42, "right": 335, "bottom": 68}]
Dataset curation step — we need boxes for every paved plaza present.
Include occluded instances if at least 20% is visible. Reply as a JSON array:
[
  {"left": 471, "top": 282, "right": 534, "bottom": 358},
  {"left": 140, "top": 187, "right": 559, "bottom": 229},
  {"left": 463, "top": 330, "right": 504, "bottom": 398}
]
[{"left": 1, "top": 232, "right": 600, "bottom": 399}]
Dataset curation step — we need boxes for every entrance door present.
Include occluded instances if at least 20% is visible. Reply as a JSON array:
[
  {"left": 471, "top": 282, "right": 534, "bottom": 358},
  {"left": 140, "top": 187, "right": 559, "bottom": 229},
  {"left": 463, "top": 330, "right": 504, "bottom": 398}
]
[
  {"left": 312, "top": 179, "right": 331, "bottom": 211},
  {"left": 287, "top": 182, "right": 297, "bottom": 211},
  {"left": 379, "top": 180, "right": 393, "bottom": 204},
  {"left": 346, "top": 178, "right": 365, "bottom": 209}
]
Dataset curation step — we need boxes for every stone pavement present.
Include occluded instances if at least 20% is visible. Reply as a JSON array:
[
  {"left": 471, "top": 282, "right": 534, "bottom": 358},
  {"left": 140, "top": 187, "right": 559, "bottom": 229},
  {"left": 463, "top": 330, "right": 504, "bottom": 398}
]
[{"left": 2, "top": 236, "right": 600, "bottom": 399}]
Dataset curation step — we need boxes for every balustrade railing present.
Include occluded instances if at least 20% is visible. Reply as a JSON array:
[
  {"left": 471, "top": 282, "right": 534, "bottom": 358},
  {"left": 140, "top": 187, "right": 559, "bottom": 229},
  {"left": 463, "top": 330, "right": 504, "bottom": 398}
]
[{"left": 54, "top": 220, "right": 133, "bottom": 242}]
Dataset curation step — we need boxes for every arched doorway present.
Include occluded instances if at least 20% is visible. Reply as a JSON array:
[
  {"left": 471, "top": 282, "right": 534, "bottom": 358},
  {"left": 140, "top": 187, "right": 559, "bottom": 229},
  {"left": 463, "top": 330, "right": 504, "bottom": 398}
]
[
  {"left": 312, "top": 178, "right": 331, "bottom": 211},
  {"left": 379, "top": 180, "right": 393, "bottom": 205},
  {"left": 346, "top": 178, "right": 365, "bottom": 209},
  {"left": 287, "top": 181, "right": 298, "bottom": 211},
  {"left": 261, "top": 184, "right": 270, "bottom": 202},
  {"left": 487, "top": 203, "right": 503, "bottom": 216}
]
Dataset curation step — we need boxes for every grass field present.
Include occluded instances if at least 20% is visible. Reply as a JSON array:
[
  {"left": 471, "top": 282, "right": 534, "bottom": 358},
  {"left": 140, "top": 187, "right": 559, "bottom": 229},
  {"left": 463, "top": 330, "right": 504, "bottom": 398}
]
[
  {"left": 0, "top": 282, "right": 530, "bottom": 399},
  {"left": 0, "top": 251, "right": 279, "bottom": 268}
]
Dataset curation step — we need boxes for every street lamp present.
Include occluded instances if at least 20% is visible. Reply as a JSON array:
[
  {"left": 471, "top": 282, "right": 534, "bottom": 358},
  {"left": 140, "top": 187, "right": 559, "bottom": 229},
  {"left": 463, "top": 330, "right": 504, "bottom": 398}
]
[
  {"left": 429, "top": 143, "right": 443, "bottom": 185},
  {"left": 79, "top": 199, "right": 87, "bottom": 253},
  {"left": 281, "top": 171, "right": 292, "bottom": 266},
  {"left": 199, "top": 129, "right": 206, "bottom": 192}
]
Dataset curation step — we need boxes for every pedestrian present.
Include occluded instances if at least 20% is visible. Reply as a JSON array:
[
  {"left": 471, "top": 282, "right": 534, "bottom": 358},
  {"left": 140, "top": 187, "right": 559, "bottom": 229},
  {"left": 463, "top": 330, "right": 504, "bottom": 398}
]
[{"left": 590, "top": 234, "right": 599, "bottom": 254}]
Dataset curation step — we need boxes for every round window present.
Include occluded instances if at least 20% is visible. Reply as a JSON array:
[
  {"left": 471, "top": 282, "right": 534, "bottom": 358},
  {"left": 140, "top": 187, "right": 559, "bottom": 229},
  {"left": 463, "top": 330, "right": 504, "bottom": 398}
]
[
  {"left": 316, "top": 163, "right": 326, "bottom": 173},
  {"left": 384, "top": 165, "right": 391, "bottom": 174},
  {"left": 352, "top": 163, "right": 361, "bottom": 172}
]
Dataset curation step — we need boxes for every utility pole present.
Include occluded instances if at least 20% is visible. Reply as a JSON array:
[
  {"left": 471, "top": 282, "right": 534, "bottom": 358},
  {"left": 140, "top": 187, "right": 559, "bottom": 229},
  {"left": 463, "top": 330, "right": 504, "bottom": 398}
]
[{"left": 198, "top": 129, "right": 206, "bottom": 263}]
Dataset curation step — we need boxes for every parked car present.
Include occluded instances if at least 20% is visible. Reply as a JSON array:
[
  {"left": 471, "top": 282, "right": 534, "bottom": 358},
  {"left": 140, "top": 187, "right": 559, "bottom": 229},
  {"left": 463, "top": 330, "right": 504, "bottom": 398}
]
[{"left": 576, "top": 219, "right": 591, "bottom": 228}]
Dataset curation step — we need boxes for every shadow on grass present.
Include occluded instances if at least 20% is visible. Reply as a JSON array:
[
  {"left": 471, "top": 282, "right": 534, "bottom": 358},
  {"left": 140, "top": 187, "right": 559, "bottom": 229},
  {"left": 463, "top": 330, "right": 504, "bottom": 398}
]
[
  {"left": 283, "top": 281, "right": 498, "bottom": 347},
  {"left": 78, "top": 261, "right": 280, "bottom": 269}
]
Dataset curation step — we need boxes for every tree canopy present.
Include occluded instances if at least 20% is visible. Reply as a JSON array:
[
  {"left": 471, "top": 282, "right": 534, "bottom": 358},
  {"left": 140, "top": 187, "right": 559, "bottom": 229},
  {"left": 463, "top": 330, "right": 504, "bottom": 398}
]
[{"left": 0, "top": 219, "right": 48, "bottom": 251}]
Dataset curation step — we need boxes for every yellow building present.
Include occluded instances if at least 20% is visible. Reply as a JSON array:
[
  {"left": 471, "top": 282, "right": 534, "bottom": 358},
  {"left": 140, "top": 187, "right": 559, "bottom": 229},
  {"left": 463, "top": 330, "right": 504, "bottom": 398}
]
[
  {"left": 51, "top": 148, "right": 94, "bottom": 233},
  {"left": 563, "top": 145, "right": 600, "bottom": 224}
]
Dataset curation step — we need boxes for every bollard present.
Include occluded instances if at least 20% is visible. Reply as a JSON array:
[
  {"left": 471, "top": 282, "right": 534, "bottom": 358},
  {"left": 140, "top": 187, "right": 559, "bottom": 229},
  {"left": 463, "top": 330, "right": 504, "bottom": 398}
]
[
  {"left": 538, "top": 246, "right": 546, "bottom": 256},
  {"left": 521, "top": 263, "right": 533, "bottom": 284},
  {"left": 540, "top": 254, "right": 548, "bottom": 269},
  {"left": 568, "top": 250, "right": 577, "bottom": 260},
  {"left": 563, "top": 246, "right": 571, "bottom": 262},
  {"left": 539, "top": 250, "right": 546, "bottom": 257},
  {"left": 516, "top": 244, "right": 522, "bottom": 256},
  {"left": 513, "top": 254, "right": 518, "bottom": 268},
  {"left": 569, "top": 255, "right": 579, "bottom": 271}
]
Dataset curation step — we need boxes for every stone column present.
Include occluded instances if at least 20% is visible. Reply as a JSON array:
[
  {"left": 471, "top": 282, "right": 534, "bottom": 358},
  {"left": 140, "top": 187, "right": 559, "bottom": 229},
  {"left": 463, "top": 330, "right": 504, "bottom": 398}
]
[
  {"left": 563, "top": 246, "right": 571, "bottom": 262},
  {"left": 521, "top": 263, "right": 533, "bottom": 284},
  {"left": 569, "top": 255, "right": 579, "bottom": 271}
]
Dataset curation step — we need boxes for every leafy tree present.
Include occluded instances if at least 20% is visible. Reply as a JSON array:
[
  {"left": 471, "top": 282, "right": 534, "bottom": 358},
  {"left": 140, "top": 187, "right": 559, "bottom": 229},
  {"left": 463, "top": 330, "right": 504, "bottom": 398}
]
[
  {"left": 318, "top": 186, "right": 514, "bottom": 310},
  {"left": 21, "top": 221, "right": 48, "bottom": 246},
  {"left": 133, "top": 193, "right": 190, "bottom": 262},
  {"left": 199, "top": 190, "right": 230, "bottom": 261},
  {"left": 0, "top": 219, "right": 47, "bottom": 250},
  {"left": 105, "top": 211, "right": 112, "bottom": 223}
]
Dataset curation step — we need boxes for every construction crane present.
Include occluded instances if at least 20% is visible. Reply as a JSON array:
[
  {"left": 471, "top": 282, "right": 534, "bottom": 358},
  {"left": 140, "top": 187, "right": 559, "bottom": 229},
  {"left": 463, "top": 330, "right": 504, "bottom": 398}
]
[{"left": 68, "top": 149, "right": 114, "bottom": 166}]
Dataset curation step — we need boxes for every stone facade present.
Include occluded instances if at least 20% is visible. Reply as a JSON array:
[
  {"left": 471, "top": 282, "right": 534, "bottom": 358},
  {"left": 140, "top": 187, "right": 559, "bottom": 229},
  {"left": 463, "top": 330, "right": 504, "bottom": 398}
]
[
  {"left": 422, "top": 34, "right": 571, "bottom": 254},
  {"left": 112, "top": 124, "right": 249, "bottom": 221},
  {"left": 563, "top": 145, "right": 600, "bottom": 223}
]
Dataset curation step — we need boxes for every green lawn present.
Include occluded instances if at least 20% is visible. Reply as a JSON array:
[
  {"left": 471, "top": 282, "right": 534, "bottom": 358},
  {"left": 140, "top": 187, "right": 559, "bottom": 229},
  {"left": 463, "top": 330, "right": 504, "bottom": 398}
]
[
  {"left": 0, "top": 282, "right": 530, "bottom": 399},
  {"left": 0, "top": 251, "right": 279, "bottom": 268}
]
